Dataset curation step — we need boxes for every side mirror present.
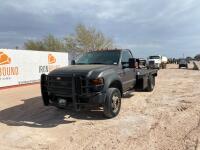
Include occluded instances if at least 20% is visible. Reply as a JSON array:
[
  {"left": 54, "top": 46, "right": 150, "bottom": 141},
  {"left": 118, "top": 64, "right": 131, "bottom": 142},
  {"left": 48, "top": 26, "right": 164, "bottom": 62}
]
[
  {"left": 71, "top": 60, "right": 76, "bottom": 65},
  {"left": 128, "top": 58, "right": 136, "bottom": 68}
]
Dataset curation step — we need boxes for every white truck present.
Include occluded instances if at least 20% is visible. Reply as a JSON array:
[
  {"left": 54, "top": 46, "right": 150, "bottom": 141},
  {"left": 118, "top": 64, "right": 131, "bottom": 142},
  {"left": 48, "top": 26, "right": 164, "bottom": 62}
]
[{"left": 147, "top": 55, "right": 168, "bottom": 69}]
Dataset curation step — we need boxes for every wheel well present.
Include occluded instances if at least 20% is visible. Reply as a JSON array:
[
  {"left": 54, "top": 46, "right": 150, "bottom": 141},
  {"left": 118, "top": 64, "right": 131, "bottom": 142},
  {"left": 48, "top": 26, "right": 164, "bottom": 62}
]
[{"left": 109, "top": 80, "right": 123, "bottom": 96}]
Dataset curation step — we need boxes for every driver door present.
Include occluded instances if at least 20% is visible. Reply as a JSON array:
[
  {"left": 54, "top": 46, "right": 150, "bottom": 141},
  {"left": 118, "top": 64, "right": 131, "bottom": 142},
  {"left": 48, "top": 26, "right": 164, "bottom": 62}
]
[{"left": 120, "top": 50, "right": 136, "bottom": 91}]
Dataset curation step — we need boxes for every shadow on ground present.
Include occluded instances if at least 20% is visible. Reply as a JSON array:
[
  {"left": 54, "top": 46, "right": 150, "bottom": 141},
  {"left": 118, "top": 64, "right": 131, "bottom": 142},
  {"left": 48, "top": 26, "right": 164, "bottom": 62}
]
[
  {"left": 123, "top": 94, "right": 134, "bottom": 98},
  {"left": 0, "top": 96, "right": 106, "bottom": 128}
]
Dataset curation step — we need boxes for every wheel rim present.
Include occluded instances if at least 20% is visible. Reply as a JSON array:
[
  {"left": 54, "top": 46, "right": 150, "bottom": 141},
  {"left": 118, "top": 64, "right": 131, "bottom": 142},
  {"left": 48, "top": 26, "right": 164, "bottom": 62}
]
[{"left": 112, "top": 92, "right": 120, "bottom": 113}]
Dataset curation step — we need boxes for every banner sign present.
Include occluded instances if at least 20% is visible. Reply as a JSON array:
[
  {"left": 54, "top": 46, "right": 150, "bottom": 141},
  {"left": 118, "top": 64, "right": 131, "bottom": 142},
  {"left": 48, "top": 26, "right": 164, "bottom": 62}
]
[{"left": 0, "top": 49, "right": 68, "bottom": 87}]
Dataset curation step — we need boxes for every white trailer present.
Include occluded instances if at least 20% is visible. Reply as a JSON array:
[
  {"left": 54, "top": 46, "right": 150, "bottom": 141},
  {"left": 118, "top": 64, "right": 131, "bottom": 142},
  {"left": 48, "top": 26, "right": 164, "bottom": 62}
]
[
  {"left": 147, "top": 55, "right": 168, "bottom": 69},
  {"left": 0, "top": 49, "right": 69, "bottom": 88}
]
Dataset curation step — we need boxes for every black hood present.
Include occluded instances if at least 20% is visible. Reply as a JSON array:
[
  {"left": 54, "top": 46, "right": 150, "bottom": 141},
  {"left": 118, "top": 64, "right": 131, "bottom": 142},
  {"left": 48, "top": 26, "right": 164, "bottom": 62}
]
[{"left": 48, "top": 65, "right": 114, "bottom": 76}]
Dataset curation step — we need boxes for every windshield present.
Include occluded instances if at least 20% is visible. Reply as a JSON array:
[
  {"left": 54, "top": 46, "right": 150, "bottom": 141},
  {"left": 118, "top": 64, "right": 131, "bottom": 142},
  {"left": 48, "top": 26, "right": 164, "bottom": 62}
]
[
  {"left": 149, "top": 56, "right": 160, "bottom": 59},
  {"left": 76, "top": 51, "right": 121, "bottom": 65},
  {"left": 180, "top": 59, "right": 187, "bottom": 63}
]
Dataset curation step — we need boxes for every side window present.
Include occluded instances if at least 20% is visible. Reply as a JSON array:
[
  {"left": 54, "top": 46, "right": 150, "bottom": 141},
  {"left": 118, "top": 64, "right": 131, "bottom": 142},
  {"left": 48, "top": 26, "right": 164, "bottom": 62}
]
[{"left": 121, "top": 50, "right": 133, "bottom": 63}]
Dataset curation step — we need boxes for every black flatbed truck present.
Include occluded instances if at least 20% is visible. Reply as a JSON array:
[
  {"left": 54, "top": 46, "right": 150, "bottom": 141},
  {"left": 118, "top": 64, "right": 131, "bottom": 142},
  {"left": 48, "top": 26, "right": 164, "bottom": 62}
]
[{"left": 41, "top": 49, "right": 157, "bottom": 118}]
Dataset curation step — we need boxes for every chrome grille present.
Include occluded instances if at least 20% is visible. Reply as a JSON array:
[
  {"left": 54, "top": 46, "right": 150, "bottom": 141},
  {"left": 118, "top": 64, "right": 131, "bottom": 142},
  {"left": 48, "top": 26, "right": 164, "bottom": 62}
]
[{"left": 149, "top": 61, "right": 155, "bottom": 65}]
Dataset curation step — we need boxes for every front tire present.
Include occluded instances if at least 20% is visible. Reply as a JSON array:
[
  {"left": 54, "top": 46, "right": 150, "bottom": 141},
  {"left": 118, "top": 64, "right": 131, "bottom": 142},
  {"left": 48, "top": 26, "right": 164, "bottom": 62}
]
[
  {"left": 41, "top": 86, "right": 49, "bottom": 106},
  {"left": 103, "top": 88, "right": 121, "bottom": 118},
  {"left": 41, "top": 74, "right": 49, "bottom": 106}
]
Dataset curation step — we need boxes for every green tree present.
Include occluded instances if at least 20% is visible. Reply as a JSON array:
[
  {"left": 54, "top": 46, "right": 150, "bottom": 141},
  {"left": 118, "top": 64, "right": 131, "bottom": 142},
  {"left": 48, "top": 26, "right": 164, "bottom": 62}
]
[
  {"left": 24, "top": 40, "right": 42, "bottom": 50},
  {"left": 65, "top": 24, "right": 113, "bottom": 52},
  {"left": 64, "top": 35, "right": 79, "bottom": 52},
  {"left": 24, "top": 24, "right": 113, "bottom": 52},
  {"left": 24, "top": 34, "right": 65, "bottom": 52},
  {"left": 43, "top": 34, "right": 65, "bottom": 51}
]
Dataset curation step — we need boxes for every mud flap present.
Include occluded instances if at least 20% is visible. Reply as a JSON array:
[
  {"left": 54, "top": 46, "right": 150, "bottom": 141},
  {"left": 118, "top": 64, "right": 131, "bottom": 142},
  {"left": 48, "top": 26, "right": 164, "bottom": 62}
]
[{"left": 135, "top": 75, "right": 148, "bottom": 90}]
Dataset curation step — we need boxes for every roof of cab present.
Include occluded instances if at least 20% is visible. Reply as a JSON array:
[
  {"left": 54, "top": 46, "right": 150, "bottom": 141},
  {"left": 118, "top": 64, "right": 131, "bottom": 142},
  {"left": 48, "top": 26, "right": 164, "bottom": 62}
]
[{"left": 91, "top": 48, "right": 131, "bottom": 52}]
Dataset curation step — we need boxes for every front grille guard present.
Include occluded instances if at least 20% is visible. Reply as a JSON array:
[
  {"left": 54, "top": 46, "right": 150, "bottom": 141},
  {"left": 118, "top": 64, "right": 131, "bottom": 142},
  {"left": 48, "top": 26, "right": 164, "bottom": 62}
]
[{"left": 47, "top": 74, "right": 95, "bottom": 110}]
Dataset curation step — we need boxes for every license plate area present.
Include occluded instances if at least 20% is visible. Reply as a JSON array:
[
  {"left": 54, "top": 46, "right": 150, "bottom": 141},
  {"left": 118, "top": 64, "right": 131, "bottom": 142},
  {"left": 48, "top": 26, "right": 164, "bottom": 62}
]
[{"left": 58, "top": 98, "right": 67, "bottom": 107}]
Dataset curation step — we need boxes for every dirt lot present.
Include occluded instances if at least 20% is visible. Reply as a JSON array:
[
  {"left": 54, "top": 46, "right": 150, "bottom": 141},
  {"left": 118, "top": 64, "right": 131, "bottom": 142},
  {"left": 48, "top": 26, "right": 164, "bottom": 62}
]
[{"left": 0, "top": 64, "right": 200, "bottom": 150}]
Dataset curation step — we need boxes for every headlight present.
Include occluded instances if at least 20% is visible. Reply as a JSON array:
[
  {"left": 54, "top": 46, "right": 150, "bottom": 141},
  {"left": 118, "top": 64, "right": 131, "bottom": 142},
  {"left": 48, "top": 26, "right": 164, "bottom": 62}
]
[{"left": 90, "top": 78, "right": 104, "bottom": 86}]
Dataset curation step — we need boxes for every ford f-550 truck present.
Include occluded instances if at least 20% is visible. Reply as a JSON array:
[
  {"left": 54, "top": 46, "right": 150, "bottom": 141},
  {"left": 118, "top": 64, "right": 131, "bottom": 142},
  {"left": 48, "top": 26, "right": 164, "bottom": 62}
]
[{"left": 41, "top": 49, "right": 157, "bottom": 118}]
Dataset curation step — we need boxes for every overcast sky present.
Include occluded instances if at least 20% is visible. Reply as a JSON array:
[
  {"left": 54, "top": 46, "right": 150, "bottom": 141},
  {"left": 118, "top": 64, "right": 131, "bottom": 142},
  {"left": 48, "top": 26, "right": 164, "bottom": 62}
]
[{"left": 0, "top": 0, "right": 200, "bottom": 57}]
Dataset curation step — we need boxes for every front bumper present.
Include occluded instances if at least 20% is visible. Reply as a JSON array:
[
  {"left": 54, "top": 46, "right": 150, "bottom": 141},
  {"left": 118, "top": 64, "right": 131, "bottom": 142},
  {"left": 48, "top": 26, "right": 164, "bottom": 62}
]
[
  {"left": 48, "top": 92, "right": 106, "bottom": 109},
  {"left": 149, "top": 63, "right": 160, "bottom": 69},
  {"left": 179, "top": 64, "right": 187, "bottom": 68},
  {"left": 41, "top": 74, "right": 106, "bottom": 110}
]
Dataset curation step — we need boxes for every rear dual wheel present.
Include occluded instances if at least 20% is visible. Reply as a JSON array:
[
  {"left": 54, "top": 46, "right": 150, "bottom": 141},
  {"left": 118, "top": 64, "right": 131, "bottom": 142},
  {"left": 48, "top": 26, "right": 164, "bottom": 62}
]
[{"left": 146, "top": 75, "right": 155, "bottom": 92}]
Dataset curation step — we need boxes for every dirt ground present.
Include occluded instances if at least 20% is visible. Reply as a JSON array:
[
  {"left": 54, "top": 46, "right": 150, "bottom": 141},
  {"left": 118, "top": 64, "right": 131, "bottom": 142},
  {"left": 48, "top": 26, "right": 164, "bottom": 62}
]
[{"left": 0, "top": 64, "right": 200, "bottom": 150}]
